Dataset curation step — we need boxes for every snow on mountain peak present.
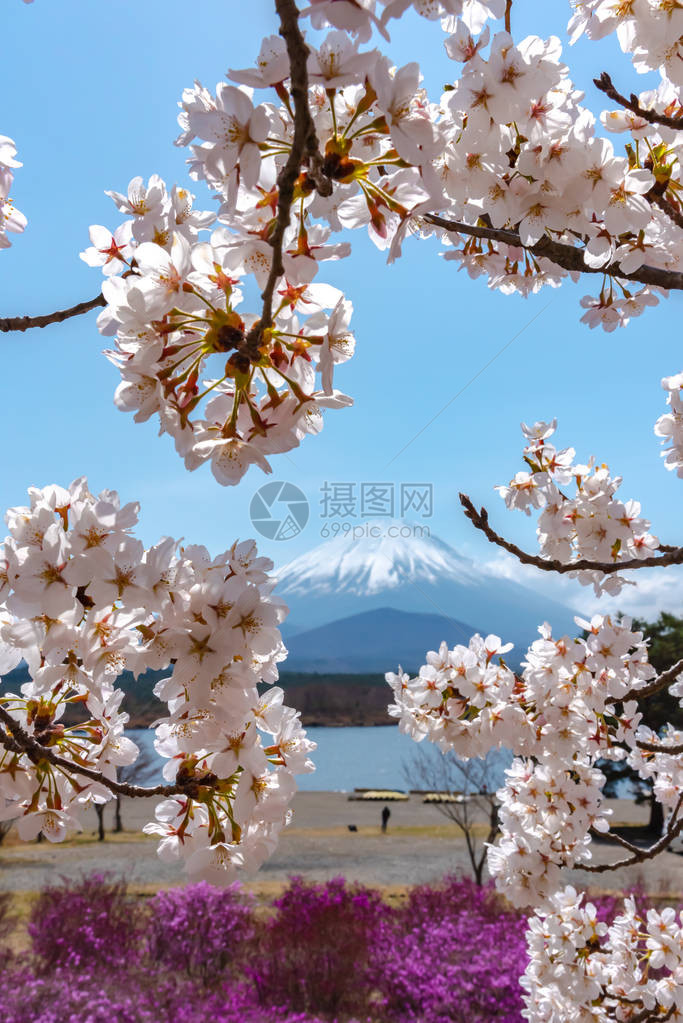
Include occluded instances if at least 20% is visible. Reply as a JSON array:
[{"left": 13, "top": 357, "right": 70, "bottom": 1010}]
[{"left": 275, "top": 518, "right": 479, "bottom": 596}]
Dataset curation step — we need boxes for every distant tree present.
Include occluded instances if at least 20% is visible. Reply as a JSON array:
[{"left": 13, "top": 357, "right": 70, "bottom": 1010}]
[
  {"left": 94, "top": 803, "right": 106, "bottom": 842},
  {"left": 599, "top": 612, "right": 683, "bottom": 834},
  {"left": 114, "top": 743, "right": 159, "bottom": 834},
  {"left": 404, "top": 747, "right": 502, "bottom": 886},
  {"left": 90, "top": 743, "right": 159, "bottom": 841}
]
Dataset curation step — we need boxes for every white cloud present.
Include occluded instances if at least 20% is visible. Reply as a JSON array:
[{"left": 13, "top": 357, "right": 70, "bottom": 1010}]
[{"left": 480, "top": 551, "right": 683, "bottom": 623}]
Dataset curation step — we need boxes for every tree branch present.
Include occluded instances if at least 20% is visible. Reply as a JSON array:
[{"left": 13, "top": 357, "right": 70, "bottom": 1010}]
[
  {"left": 624, "top": 658, "right": 683, "bottom": 703},
  {"left": 579, "top": 793, "right": 683, "bottom": 873},
  {"left": 4, "top": 2, "right": 331, "bottom": 347},
  {"left": 245, "top": 0, "right": 331, "bottom": 358},
  {"left": 459, "top": 493, "right": 683, "bottom": 575},
  {"left": 636, "top": 737, "right": 683, "bottom": 755},
  {"left": 424, "top": 214, "right": 683, "bottom": 292},
  {"left": 589, "top": 826, "right": 643, "bottom": 857},
  {"left": 0, "top": 293, "right": 106, "bottom": 334},
  {"left": 594, "top": 71, "right": 683, "bottom": 132},
  {"left": 0, "top": 704, "right": 182, "bottom": 800},
  {"left": 504, "top": 0, "right": 512, "bottom": 33},
  {"left": 618, "top": 1006, "right": 676, "bottom": 1023}
]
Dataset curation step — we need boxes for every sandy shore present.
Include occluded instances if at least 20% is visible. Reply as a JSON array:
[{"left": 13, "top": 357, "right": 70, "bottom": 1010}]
[{"left": 0, "top": 792, "right": 681, "bottom": 897}]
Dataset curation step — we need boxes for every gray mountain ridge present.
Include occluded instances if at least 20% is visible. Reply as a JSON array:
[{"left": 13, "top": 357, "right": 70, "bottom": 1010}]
[{"left": 283, "top": 606, "right": 484, "bottom": 673}]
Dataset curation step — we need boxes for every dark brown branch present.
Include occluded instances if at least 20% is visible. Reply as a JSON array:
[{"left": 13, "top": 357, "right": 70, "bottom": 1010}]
[
  {"left": 0, "top": 704, "right": 181, "bottom": 800},
  {"left": 504, "top": 0, "right": 512, "bottom": 33},
  {"left": 579, "top": 793, "right": 683, "bottom": 873},
  {"left": 245, "top": 0, "right": 331, "bottom": 358},
  {"left": 628, "top": 658, "right": 683, "bottom": 702},
  {"left": 0, "top": 293, "right": 105, "bottom": 334},
  {"left": 459, "top": 493, "right": 683, "bottom": 575},
  {"left": 620, "top": 1007, "right": 676, "bottom": 1023},
  {"left": 424, "top": 214, "right": 683, "bottom": 292},
  {"left": 590, "top": 826, "right": 643, "bottom": 857},
  {"left": 594, "top": 71, "right": 683, "bottom": 131},
  {"left": 637, "top": 737, "right": 683, "bottom": 755}
]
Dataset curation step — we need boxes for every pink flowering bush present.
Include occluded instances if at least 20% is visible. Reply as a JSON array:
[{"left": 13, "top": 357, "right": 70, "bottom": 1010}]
[
  {"left": 375, "top": 879, "right": 529, "bottom": 1022},
  {"left": 145, "top": 880, "right": 256, "bottom": 985},
  {"left": 0, "top": 873, "right": 671, "bottom": 1023},
  {"left": 27, "top": 873, "right": 141, "bottom": 972},
  {"left": 248, "top": 876, "right": 389, "bottom": 1018}
]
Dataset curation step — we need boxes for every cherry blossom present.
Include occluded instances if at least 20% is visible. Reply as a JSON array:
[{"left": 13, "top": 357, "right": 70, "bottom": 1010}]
[
  {"left": 0, "top": 135, "right": 27, "bottom": 250},
  {"left": 655, "top": 371, "right": 683, "bottom": 478},
  {"left": 495, "top": 420, "right": 659, "bottom": 595},
  {"left": 387, "top": 614, "right": 657, "bottom": 908},
  {"left": 0, "top": 480, "right": 314, "bottom": 881}
]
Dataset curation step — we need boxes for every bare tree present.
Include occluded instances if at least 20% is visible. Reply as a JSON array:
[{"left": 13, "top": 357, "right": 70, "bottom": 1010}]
[
  {"left": 88, "top": 742, "right": 160, "bottom": 841},
  {"left": 404, "top": 746, "right": 504, "bottom": 885}
]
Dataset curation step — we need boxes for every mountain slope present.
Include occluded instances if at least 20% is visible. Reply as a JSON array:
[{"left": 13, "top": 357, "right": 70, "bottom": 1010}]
[
  {"left": 284, "top": 606, "right": 481, "bottom": 673},
  {"left": 276, "top": 520, "right": 578, "bottom": 652}
]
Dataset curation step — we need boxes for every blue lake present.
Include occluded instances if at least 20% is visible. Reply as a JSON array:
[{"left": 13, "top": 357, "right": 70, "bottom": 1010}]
[{"left": 128, "top": 726, "right": 511, "bottom": 792}]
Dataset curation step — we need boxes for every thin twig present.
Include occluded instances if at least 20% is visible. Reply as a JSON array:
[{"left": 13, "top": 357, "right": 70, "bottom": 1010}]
[
  {"left": 504, "top": 0, "right": 512, "bottom": 33},
  {"left": 0, "top": 293, "right": 106, "bottom": 334},
  {"left": 594, "top": 71, "right": 683, "bottom": 131},
  {"left": 579, "top": 794, "right": 683, "bottom": 873},
  {"left": 459, "top": 493, "right": 683, "bottom": 575},
  {"left": 424, "top": 214, "right": 683, "bottom": 292},
  {"left": 0, "top": 704, "right": 182, "bottom": 800}
]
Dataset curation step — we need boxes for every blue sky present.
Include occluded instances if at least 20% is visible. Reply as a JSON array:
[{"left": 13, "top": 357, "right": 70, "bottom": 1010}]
[{"left": 2, "top": 0, "right": 681, "bottom": 620}]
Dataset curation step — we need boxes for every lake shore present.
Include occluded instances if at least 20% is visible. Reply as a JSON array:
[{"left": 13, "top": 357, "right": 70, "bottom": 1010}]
[{"left": 1, "top": 792, "right": 682, "bottom": 898}]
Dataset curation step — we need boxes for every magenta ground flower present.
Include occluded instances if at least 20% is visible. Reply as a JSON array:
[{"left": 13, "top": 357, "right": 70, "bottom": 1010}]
[{"left": 1, "top": 872, "right": 664, "bottom": 1023}]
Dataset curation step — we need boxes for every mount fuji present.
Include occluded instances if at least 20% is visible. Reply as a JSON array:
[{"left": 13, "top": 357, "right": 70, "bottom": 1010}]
[{"left": 276, "top": 520, "right": 579, "bottom": 669}]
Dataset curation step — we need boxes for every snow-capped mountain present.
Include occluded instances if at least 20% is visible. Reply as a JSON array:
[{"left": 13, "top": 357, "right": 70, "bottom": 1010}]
[{"left": 276, "top": 519, "right": 579, "bottom": 654}]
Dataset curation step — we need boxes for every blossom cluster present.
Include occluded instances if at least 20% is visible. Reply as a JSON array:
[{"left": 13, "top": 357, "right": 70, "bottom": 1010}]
[
  {"left": 294, "top": 0, "right": 682, "bottom": 329},
  {"left": 76, "top": 0, "right": 683, "bottom": 482},
  {"left": 522, "top": 886, "right": 683, "bottom": 1022},
  {"left": 85, "top": 169, "right": 355, "bottom": 485},
  {"left": 497, "top": 419, "right": 659, "bottom": 595},
  {"left": 628, "top": 722, "right": 683, "bottom": 811},
  {"left": 655, "top": 371, "right": 683, "bottom": 478},
  {"left": 0, "top": 136, "right": 26, "bottom": 250},
  {"left": 569, "top": 0, "right": 683, "bottom": 86},
  {"left": 388, "top": 613, "right": 660, "bottom": 907},
  {"left": 0, "top": 480, "right": 314, "bottom": 881},
  {"left": 306, "top": 0, "right": 507, "bottom": 39}
]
